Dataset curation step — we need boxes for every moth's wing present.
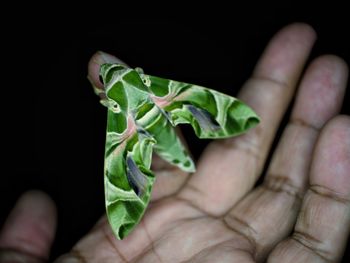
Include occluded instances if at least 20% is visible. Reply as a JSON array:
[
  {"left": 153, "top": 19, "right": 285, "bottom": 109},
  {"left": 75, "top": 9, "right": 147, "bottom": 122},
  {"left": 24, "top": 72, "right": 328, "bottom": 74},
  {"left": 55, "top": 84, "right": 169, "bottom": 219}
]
[
  {"left": 104, "top": 109, "right": 156, "bottom": 240},
  {"left": 144, "top": 74, "right": 260, "bottom": 138},
  {"left": 134, "top": 102, "right": 195, "bottom": 172}
]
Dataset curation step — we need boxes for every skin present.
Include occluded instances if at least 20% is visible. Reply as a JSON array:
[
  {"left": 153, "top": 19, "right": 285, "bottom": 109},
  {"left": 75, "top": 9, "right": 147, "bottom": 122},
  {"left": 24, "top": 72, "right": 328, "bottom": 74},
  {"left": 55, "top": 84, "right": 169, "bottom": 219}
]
[{"left": 0, "top": 23, "right": 349, "bottom": 262}]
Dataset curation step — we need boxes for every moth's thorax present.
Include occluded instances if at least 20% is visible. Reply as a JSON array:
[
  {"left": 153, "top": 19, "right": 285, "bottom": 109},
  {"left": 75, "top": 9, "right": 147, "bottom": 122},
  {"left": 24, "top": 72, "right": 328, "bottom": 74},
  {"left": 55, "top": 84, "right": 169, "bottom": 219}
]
[
  {"left": 123, "top": 81, "right": 150, "bottom": 109},
  {"left": 102, "top": 65, "right": 150, "bottom": 112}
]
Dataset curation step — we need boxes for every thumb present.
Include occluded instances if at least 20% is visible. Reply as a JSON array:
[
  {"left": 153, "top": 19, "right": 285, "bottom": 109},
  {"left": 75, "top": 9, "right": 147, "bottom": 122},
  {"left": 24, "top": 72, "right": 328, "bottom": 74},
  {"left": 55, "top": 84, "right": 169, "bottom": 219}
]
[{"left": 0, "top": 191, "right": 57, "bottom": 263}]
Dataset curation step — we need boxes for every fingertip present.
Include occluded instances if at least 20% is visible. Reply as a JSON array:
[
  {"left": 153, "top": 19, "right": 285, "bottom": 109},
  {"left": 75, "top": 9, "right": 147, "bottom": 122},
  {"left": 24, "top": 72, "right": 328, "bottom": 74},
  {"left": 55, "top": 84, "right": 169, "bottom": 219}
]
[
  {"left": 87, "top": 51, "right": 126, "bottom": 89},
  {"left": 280, "top": 23, "right": 317, "bottom": 40},
  {"left": 330, "top": 114, "right": 350, "bottom": 125},
  {"left": 319, "top": 115, "right": 350, "bottom": 146},
  {"left": 19, "top": 190, "right": 57, "bottom": 212},
  {"left": 310, "top": 54, "right": 349, "bottom": 84},
  {"left": 0, "top": 190, "right": 57, "bottom": 260},
  {"left": 96, "top": 51, "right": 126, "bottom": 65},
  {"left": 253, "top": 23, "right": 317, "bottom": 86},
  {"left": 321, "top": 114, "right": 350, "bottom": 142},
  {"left": 87, "top": 52, "right": 105, "bottom": 90},
  {"left": 318, "top": 54, "right": 349, "bottom": 70},
  {"left": 291, "top": 54, "right": 348, "bottom": 128},
  {"left": 271, "top": 22, "right": 317, "bottom": 53}
]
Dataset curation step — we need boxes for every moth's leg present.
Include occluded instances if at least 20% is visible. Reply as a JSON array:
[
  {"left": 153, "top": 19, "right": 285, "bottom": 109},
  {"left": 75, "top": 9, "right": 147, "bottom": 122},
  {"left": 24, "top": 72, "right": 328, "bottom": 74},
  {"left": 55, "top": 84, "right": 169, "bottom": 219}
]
[{"left": 136, "top": 104, "right": 195, "bottom": 172}]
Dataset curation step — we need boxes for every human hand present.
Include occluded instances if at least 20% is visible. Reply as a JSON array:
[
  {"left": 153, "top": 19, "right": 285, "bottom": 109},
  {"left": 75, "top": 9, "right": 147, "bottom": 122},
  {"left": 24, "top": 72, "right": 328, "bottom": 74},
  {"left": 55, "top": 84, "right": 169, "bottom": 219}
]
[{"left": 1, "top": 23, "right": 349, "bottom": 263}]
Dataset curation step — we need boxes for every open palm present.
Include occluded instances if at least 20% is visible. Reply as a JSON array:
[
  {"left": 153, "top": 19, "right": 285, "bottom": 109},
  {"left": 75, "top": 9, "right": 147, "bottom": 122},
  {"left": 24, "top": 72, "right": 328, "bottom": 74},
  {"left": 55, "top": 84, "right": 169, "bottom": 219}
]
[{"left": 1, "top": 23, "right": 349, "bottom": 263}]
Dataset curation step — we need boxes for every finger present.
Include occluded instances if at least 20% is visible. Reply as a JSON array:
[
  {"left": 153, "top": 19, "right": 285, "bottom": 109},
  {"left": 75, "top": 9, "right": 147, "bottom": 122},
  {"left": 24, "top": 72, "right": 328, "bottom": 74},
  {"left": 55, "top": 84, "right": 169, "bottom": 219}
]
[
  {"left": 268, "top": 116, "right": 350, "bottom": 263},
  {"left": 224, "top": 55, "right": 348, "bottom": 261},
  {"left": 88, "top": 52, "right": 191, "bottom": 201},
  {"left": 179, "top": 23, "right": 316, "bottom": 215},
  {"left": 0, "top": 191, "right": 57, "bottom": 262},
  {"left": 87, "top": 51, "right": 126, "bottom": 90}
]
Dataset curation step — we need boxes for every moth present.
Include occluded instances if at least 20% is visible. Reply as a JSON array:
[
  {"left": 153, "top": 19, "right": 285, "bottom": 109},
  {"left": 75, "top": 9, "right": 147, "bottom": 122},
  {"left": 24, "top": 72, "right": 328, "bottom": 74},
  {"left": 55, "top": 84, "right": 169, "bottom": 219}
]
[{"left": 90, "top": 63, "right": 259, "bottom": 239}]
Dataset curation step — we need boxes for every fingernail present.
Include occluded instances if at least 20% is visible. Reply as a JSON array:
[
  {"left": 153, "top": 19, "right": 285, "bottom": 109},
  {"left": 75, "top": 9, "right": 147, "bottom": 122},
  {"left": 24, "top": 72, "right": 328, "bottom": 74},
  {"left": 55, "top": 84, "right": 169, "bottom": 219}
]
[
  {"left": 97, "top": 51, "right": 126, "bottom": 65},
  {"left": 88, "top": 51, "right": 127, "bottom": 89}
]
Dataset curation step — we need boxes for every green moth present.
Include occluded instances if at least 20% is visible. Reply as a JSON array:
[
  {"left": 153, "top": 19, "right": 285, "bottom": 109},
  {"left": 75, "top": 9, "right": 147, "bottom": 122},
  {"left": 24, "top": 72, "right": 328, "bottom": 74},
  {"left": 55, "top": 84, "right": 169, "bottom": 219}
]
[{"left": 90, "top": 63, "right": 259, "bottom": 240}]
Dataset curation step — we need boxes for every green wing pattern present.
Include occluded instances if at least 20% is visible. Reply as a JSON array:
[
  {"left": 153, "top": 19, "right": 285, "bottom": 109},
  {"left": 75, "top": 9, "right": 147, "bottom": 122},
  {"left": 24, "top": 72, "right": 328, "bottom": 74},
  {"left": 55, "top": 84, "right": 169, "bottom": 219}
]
[
  {"left": 104, "top": 110, "right": 156, "bottom": 239},
  {"left": 144, "top": 74, "right": 260, "bottom": 138},
  {"left": 91, "top": 63, "right": 259, "bottom": 240}
]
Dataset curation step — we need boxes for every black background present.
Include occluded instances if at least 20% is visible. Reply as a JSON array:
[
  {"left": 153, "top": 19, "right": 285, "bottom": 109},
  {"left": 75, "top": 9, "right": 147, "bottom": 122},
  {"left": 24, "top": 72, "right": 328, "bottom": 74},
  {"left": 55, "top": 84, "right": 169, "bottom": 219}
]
[{"left": 2, "top": 5, "right": 349, "bottom": 262}]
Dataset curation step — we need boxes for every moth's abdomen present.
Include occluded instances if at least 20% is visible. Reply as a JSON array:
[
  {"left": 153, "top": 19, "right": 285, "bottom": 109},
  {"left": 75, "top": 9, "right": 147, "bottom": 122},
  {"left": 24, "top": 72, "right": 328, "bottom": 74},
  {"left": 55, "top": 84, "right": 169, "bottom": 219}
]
[{"left": 135, "top": 103, "right": 164, "bottom": 130}]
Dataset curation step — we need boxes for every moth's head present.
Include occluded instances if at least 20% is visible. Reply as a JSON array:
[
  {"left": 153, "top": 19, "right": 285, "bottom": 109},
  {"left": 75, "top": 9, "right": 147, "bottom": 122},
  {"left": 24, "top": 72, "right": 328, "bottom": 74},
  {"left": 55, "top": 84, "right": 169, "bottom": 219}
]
[
  {"left": 99, "top": 63, "right": 128, "bottom": 87},
  {"left": 96, "top": 63, "right": 128, "bottom": 112}
]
